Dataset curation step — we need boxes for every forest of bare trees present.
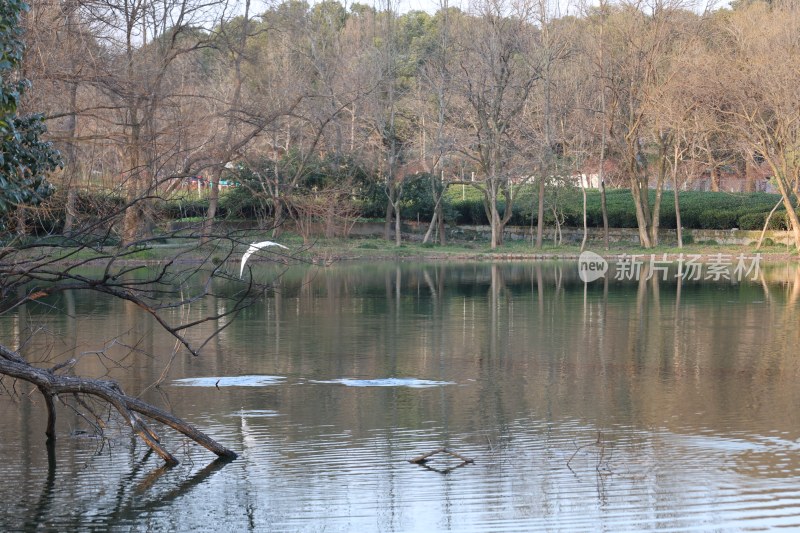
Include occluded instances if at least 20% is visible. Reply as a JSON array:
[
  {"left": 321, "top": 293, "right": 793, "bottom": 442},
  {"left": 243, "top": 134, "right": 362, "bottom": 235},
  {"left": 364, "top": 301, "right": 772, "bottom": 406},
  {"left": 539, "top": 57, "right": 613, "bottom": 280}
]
[{"left": 14, "top": 0, "right": 800, "bottom": 250}]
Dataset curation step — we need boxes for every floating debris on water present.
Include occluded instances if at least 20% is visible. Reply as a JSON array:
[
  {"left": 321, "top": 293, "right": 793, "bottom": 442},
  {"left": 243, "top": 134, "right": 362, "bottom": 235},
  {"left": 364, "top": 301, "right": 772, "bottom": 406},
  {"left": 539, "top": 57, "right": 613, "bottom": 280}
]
[
  {"left": 172, "top": 375, "right": 286, "bottom": 387},
  {"left": 230, "top": 409, "right": 282, "bottom": 418},
  {"left": 311, "top": 377, "right": 455, "bottom": 388}
]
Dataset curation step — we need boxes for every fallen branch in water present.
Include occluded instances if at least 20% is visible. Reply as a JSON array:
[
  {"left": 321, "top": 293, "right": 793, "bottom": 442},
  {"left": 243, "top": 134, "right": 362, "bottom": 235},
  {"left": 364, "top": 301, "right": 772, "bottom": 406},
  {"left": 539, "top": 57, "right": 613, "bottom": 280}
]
[
  {"left": 566, "top": 431, "right": 611, "bottom": 474},
  {"left": 0, "top": 343, "right": 236, "bottom": 466},
  {"left": 409, "top": 447, "right": 475, "bottom": 465}
]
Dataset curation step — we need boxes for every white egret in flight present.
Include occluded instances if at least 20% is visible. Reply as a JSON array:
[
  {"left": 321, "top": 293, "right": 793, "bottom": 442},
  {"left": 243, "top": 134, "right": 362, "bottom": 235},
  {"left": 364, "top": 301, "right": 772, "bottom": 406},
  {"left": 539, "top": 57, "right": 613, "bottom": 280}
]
[{"left": 240, "top": 241, "right": 288, "bottom": 278}]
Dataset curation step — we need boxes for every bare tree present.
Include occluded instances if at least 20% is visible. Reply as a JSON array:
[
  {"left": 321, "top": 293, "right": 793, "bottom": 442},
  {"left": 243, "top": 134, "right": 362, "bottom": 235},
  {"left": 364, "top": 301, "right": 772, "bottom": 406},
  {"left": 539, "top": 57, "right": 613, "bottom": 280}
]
[
  {"left": 650, "top": 28, "right": 713, "bottom": 248},
  {"left": 531, "top": 0, "right": 570, "bottom": 249},
  {"left": 22, "top": 0, "right": 96, "bottom": 236},
  {"left": 603, "top": 0, "right": 690, "bottom": 248},
  {"left": 720, "top": 1, "right": 800, "bottom": 250},
  {"left": 367, "top": 0, "right": 413, "bottom": 246},
  {"left": 200, "top": 0, "right": 262, "bottom": 243},
  {"left": 581, "top": 0, "right": 612, "bottom": 249},
  {"left": 419, "top": 1, "right": 456, "bottom": 246},
  {"left": 453, "top": 0, "right": 540, "bottom": 249},
  {"left": 233, "top": 2, "right": 373, "bottom": 241}
]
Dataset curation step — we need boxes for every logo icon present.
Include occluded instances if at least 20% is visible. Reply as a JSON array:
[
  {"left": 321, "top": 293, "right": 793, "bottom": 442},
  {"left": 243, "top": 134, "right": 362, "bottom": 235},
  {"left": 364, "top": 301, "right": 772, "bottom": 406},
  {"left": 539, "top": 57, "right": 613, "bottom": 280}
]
[{"left": 578, "top": 251, "right": 608, "bottom": 283}]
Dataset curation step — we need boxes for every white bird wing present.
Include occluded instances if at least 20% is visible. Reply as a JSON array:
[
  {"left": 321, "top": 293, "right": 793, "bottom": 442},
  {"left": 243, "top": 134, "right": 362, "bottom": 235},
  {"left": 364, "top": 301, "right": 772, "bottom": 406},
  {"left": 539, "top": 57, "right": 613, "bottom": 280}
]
[{"left": 240, "top": 240, "right": 289, "bottom": 278}]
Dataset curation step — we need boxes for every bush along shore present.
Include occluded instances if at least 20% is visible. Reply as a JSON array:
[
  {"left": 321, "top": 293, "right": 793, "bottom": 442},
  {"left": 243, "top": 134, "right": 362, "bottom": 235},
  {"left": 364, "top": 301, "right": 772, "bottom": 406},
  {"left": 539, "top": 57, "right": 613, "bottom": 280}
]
[
  {"left": 9, "top": 188, "right": 798, "bottom": 235},
  {"left": 6, "top": 188, "right": 799, "bottom": 261}
]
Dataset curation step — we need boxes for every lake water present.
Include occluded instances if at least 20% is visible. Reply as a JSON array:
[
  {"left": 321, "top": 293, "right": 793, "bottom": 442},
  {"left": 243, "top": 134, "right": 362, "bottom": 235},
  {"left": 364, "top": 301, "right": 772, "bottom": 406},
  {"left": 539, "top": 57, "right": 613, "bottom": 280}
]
[{"left": 2, "top": 260, "right": 800, "bottom": 531}]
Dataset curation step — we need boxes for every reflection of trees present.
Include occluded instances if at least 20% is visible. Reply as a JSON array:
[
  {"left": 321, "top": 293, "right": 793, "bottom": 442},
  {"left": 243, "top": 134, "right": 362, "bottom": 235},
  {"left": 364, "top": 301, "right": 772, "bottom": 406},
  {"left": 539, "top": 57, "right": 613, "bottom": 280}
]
[
  {"left": 14, "top": 433, "right": 230, "bottom": 530},
  {"left": 112, "top": 458, "right": 229, "bottom": 521},
  {"left": 183, "top": 261, "right": 800, "bottom": 444},
  {"left": 23, "top": 439, "right": 58, "bottom": 531},
  {"left": 5, "top": 262, "right": 800, "bottom": 490}
]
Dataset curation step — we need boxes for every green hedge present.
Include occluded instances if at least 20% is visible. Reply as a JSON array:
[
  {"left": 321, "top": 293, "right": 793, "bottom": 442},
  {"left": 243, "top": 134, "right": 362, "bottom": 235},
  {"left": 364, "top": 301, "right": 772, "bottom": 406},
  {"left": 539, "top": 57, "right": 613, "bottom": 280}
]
[
  {"left": 162, "top": 197, "right": 210, "bottom": 220},
  {"left": 445, "top": 187, "right": 793, "bottom": 231},
  {"left": 37, "top": 186, "right": 789, "bottom": 234}
]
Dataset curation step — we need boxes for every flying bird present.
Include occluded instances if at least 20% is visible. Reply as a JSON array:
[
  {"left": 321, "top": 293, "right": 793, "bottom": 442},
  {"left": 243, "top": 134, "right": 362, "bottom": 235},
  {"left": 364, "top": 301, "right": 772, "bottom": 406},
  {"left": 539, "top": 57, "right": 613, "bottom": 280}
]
[{"left": 240, "top": 241, "right": 288, "bottom": 278}]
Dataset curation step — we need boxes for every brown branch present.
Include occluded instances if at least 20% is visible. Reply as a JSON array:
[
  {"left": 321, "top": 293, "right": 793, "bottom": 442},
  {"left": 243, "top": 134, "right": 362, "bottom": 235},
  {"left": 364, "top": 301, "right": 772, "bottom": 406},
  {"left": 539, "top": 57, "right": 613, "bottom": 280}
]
[
  {"left": 38, "top": 387, "right": 57, "bottom": 442},
  {"left": 0, "top": 344, "right": 236, "bottom": 465},
  {"left": 408, "top": 447, "right": 475, "bottom": 465}
]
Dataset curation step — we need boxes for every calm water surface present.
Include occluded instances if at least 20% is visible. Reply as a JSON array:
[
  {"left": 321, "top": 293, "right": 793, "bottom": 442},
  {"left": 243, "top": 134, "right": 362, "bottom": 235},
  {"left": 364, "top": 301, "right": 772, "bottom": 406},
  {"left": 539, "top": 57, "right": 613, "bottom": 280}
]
[{"left": 2, "top": 261, "right": 800, "bottom": 531}]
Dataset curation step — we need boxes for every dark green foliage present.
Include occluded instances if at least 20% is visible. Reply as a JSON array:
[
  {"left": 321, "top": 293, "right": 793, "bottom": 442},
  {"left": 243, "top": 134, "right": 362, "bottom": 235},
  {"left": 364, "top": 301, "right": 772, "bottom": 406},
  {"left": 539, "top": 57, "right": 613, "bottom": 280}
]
[
  {"left": 220, "top": 162, "right": 267, "bottom": 220},
  {"left": 0, "top": 0, "right": 61, "bottom": 222},
  {"left": 605, "top": 206, "right": 639, "bottom": 229},
  {"left": 399, "top": 175, "right": 437, "bottom": 221},
  {"left": 16, "top": 190, "right": 125, "bottom": 237},
  {"left": 452, "top": 197, "right": 488, "bottom": 225},
  {"left": 129, "top": 174, "right": 797, "bottom": 234},
  {"left": 162, "top": 197, "right": 211, "bottom": 220},
  {"left": 446, "top": 187, "right": 792, "bottom": 231},
  {"left": 697, "top": 210, "right": 738, "bottom": 229},
  {"left": 737, "top": 210, "right": 798, "bottom": 231},
  {"left": 222, "top": 152, "right": 373, "bottom": 220},
  {"left": 737, "top": 212, "right": 769, "bottom": 231}
]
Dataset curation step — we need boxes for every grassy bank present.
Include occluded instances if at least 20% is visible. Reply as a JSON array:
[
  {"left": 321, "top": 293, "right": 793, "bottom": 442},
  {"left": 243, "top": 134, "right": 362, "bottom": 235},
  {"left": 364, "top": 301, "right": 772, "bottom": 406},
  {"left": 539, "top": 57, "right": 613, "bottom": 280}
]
[
  {"left": 281, "top": 233, "right": 798, "bottom": 262},
  {"left": 50, "top": 231, "right": 792, "bottom": 267}
]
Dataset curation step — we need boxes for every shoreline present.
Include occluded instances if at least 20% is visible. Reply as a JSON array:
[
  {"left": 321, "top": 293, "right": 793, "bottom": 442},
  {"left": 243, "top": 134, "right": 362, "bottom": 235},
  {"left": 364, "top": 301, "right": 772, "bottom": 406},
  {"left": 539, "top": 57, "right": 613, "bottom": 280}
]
[
  {"left": 303, "top": 250, "right": 798, "bottom": 263},
  {"left": 27, "top": 239, "right": 798, "bottom": 268}
]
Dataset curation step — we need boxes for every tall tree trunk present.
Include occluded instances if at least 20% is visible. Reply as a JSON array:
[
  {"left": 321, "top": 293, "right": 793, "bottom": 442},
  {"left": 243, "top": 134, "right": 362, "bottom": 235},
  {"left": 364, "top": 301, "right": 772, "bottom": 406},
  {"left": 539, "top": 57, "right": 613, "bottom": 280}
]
[
  {"left": 786, "top": 202, "right": 800, "bottom": 250},
  {"left": 122, "top": 118, "right": 144, "bottom": 246},
  {"left": 423, "top": 173, "right": 446, "bottom": 245},
  {"left": 580, "top": 174, "right": 588, "bottom": 252},
  {"left": 384, "top": 192, "right": 394, "bottom": 241},
  {"left": 491, "top": 205, "right": 499, "bottom": 249},
  {"left": 204, "top": 0, "right": 250, "bottom": 244},
  {"left": 673, "top": 144, "right": 683, "bottom": 248},
  {"left": 394, "top": 199, "right": 402, "bottom": 247},
  {"left": 538, "top": 3, "right": 554, "bottom": 250},
  {"left": 649, "top": 132, "right": 669, "bottom": 247},
  {"left": 744, "top": 158, "right": 756, "bottom": 192},
  {"left": 437, "top": 199, "right": 446, "bottom": 245},
  {"left": 711, "top": 166, "right": 721, "bottom": 192},
  {"left": 756, "top": 198, "right": 782, "bottom": 250},
  {"left": 631, "top": 179, "right": 652, "bottom": 248},
  {"left": 201, "top": 167, "right": 222, "bottom": 244},
  {"left": 535, "top": 176, "right": 545, "bottom": 248},
  {"left": 767, "top": 164, "right": 800, "bottom": 250},
  {"left": 487, "top": 185, "right": 500, "bottom": 249},
  {"left": 597, "top": 0, "right": 609, "bottom": 251},
  {"left": 63, "top": 81, "right": 80, "bottom": 236},
  {"left": 627, "top": 136, "right": 652, "bottom": 248},
  {"left": 272, "top": 198, "right": 284, "bottom": 237},
  {"left": 600, "top": 181, "right": 609, "bottom": 250}
]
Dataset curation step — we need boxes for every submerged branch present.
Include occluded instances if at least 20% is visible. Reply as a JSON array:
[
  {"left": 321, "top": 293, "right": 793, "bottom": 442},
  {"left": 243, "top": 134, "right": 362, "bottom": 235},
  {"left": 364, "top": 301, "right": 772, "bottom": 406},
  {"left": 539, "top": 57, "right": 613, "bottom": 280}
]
[
  {"left": 0, "top": 344, "right": 237, "bottom": 466},
  {"left": 409, "top": 447, "right": 475, "bottom": 465}
]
